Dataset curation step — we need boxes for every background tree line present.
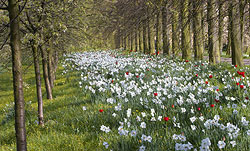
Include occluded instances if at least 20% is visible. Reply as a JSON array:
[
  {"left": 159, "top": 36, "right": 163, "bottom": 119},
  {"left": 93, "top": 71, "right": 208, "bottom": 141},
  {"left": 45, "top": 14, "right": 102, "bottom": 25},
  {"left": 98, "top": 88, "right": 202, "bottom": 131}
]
[{"left": 105, "top": 0, "right": 250, "bottom": 66}]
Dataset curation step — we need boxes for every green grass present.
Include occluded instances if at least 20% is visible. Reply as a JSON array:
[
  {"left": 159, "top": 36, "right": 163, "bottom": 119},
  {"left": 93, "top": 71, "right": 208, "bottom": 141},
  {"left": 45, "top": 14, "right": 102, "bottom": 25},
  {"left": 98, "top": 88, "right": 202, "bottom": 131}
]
[{"left": 0, "top": 65, "right": 105, "bottom": 151}]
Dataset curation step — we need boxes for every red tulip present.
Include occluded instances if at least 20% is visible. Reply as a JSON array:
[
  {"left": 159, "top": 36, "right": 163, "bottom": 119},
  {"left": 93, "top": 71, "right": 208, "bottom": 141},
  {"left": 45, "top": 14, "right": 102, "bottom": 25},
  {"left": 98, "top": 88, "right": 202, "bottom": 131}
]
[{"left": 164, "top": 117, "right": 170, "bottom": 121}]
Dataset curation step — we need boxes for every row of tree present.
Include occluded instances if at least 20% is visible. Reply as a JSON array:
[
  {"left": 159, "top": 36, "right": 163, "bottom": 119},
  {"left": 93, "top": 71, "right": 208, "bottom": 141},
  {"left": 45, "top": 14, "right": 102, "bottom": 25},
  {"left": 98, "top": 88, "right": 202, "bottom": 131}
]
[
  {"left": 0, "top": 0, "right": 111, "bottom": 150},
  {"left": 107, "top": 0, "right": 250, "bottom": 66}
]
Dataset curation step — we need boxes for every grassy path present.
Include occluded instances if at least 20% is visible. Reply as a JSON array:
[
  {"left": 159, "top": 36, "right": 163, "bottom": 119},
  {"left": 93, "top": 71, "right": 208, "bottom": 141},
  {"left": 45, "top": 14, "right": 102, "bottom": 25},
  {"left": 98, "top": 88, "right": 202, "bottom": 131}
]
[{"left": 0, "top": 66, "right": 103, "bottom": 151}]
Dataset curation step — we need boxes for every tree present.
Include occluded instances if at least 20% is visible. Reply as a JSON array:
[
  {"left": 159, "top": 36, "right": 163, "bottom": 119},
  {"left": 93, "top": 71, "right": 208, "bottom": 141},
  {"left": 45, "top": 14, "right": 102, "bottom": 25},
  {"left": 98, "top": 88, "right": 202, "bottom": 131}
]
[
  {"left": 192, "top": 0, "right": 203, "bottom": 60},
  {"left": 7, "top": 0, "right": 27, "bottom": 150},
  {"left": 180, "top": 0, "right": 191, "bottom": 60},
  {"left": 230, "top": 0, "right": 244, "bottom": 66},
  {"left": 207, "top": 0, "right": 220, "bottom": 64},
  {"left": 162, "top": 1, "right": 170, "bottom": 56}
]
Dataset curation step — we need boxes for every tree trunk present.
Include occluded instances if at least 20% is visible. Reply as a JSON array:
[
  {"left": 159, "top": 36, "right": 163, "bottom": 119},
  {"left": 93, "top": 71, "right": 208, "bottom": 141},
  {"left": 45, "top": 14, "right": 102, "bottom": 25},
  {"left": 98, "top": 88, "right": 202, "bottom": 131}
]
[
  {"left": 8, "top": 0, "right": 27, "bottom": 150},
  {"left": 48, "top": 39, "right": 54, "bottom": 88},
  {"left": 207, "top": 0, "right": 220, "bottom": 64},
  {"left": 142, "top": 19, "right": 148, "bottom": 54},
  {"left": 171, "top": 1, "right": 178, "bottom": 57},
  {"left": 130, "top": 32, "right": 133, "bottom": 51},
  {"left": 162, "top": 3, "right": 170, "bottom": 56},
  {"left": 135, "top": 26, "right": 138, "bottom": 51},
  {"left": 218, "top": 0, "right": 224, "bottom": 56},
  {"left": 230, "top": 0, "right": 244, "bottom": 66},
  {"left": 139, "top": 25, "right": 142, "bottom": 52},
  {"left": 155, "top": 11, "right": 160, "bottom": 56},
  {"left": 31, "top": 41, "right": 44, "bottom": 126},
  {"left": 40, "top": 46, "right": 53, "bottom": 100},
  {"left": 124, "top": 34, "right": 127, "bottom": 50},
  {"left": 147, "top": 7, "right": 151, "bottom": 54},
  {"left": 180, "top": 0, "right": 191, "bottom": 60},
  {"left": 227, "top": 3, "right": 232, "bottom": 56},
  {"left": 193, "top": 0, "right": 203, "bottom": 60}
]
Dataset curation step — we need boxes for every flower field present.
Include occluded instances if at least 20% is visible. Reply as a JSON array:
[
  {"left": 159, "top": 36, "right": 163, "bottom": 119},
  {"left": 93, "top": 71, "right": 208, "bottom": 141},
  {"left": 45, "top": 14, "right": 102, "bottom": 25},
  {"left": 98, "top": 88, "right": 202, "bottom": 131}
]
[{"left": 63, "top": 50, "right": 250, "bottom": 151}]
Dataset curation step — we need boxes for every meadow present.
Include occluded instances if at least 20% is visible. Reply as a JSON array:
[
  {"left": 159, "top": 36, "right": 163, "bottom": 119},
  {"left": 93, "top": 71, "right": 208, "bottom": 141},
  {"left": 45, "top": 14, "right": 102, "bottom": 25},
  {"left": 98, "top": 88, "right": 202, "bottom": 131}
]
[{"left": 1, "top": 50, "right": 250, "bottom": 151}]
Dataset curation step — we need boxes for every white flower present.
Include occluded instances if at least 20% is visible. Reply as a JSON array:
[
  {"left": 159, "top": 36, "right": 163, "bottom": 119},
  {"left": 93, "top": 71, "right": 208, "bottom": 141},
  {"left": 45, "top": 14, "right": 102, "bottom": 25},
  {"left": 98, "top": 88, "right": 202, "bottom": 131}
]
[
  {"left": 130, "top": 130, "right": 137, "bottom": 137},
  {"left": 100, "top": 125, "right": 111, "bottom": 133},
  {"left": 217, "top": 141, "right": 226, "bottom": 149},
  {"left": 136, "top": 116, "right": 141, "bottom": 121},
  {"left": 127, "top": 108, "right": 131, "bottom": 117},
  {"left": 191, "top": 125, "right": 196, "bottom": 131},
  {"left": 141, "top": 134, "right": 147, "bottom": 141},
  {"left": 103, "top": 142, "right": 109, "bottom": 149},
  {"left": 201, "top": 137, "right": 211, "bottom": 147},
  {"left": 175, "top": 143, "right": 183, "bottom": 150},
  {"left": 139, "top": 145, "right": 146, "bottom": 151},
  {"left": 230, "top": 141, "right": 236, "bottom": 147},
  {"left": 141, "top": 112, "right": 146, "bottom": 117},
  {"left": 82, "top": 106, "right": 87, "bottom": 111},
  {"left": 147, "top": 136, "right": 152, "bottom": 142},
  {"left": 140, "top": 122, "right": 146, "bottom": 128},
  {"left": 181, "top": 108, "right": 186, "bottom": 113},
  {"left": 246, "top": 130, "right": 250, "bottom": 136},
  {"left": 199, "top": 116, "right": 204, "bottom": 121},
  {"left": 112, "top": 113, "right": 117, "bottom": 117},
  {"left": 190, "top": 116, "right": 197, "bottom": 123},
  {"left": 158, "top": 116, "right": 162, "bottom": 121}
]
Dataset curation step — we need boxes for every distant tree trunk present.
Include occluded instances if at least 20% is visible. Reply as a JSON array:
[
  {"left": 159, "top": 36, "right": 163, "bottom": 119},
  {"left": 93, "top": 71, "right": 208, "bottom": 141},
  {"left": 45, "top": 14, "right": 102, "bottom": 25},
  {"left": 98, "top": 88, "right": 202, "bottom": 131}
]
[
  {"left": 207, "top": 0, "right": 220, "bottom": 64},
  {"left": 218, "top": 0, "right": 224, "bottom": 55},
  {"left": 162, "top": 3, "right": 170, "bottom": 56},
  {"left": 48, "top": 39, "right": 54, "bottom": 88},
  {"left": 227, "top": 3, "right": 232, "bottom": 56},
  {"left": 230, "top": 0, "right": 244, "bottom": 66},
  {"left": 31, "top": 41, "right": 44, "bottom": 126},
  {"left": 124, "top": 34, "right": 127, "bottom": 50},
  {"left": 147, "top": 7, "right": 152, "bottom": 54},
  {"left": 8, "top": 0, "right": 27, "bottom": 150},
  {"left": 239, "top": 0, "right": 245, "bottom": 51},
  {"left": 40, "top": 46, "right": 53, "bottom": 100},
  {"left": 52, "top": 50, "right": 58, "bottom": 82},
  {"left": 130, "top": 31, "right": 133, "bottom": 51},
  {"left": 155, "top": 11, "right": 160, "bottom": 56},
  {"left": 142, "top": 19, "right": 148, "bottom": 54},
  {"left": 201, "top": 2, "right": 205, "bottom": 55},
  {"left": 139, "top": 25, "right": 142, "bottom": 52},
  {"left": 192, "top": 0, "right": 203, "bottom": 60},
  {"left": 135, "top": 26, "right": 138, "bottom": 51},
  {"left": 171, "top": 0, "right": 178, "bottom": 57},
  {"left": 180, "top": 0, "right": 191, "bottom": 60}
]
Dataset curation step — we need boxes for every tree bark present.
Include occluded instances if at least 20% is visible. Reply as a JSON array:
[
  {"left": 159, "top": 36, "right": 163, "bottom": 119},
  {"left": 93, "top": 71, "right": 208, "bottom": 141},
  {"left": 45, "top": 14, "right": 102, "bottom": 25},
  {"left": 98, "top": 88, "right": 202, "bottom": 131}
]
[
  {"left": 207, "top": 0, "right": 220, "bottom": 64},
  {"left": 155, "top": 11, "right": 160, "bottom": 56},
  {"left": 193, "top": 0, "right": 203, "bottom": 60},
  {"left": 31, "top": 41, "right": 44, "bottom": 126},
  {"left": 40, "top": 46, "right": 53, "bottom": 100},
  {"left": 135, "top": 26, "right": 138, "bottom": 51},
  {"left": 130, "top": 31, "right": 133, "bottom": 51},
  {"left": 230, "top": 0, "right": 244, "bottom": 66},
  {"left": 218, "top": 0, "right": 224, "bottom": 55},
  {"left": 139, "top": 25, "right": 142, "bottom": 52},
  {"left": 48, "top": 39, "right": 54, "bottom": 88},
  {"left": 142, "top": 19, "right": 148, "bottom": 54},
  {"left": 147, "top": 7, "right": 151, "bottom": 54},
  {"left": 171, "top": 1, "right": 178, "bottom": 57},
  {"left": 162, "top": 3, "right": 170, "bottom": 56},
  {"left": 180, "top": 0, "right": 191, "bottom": 60},
  {"left": 8, "top": 0, "right": 27, "bottom": 150}
]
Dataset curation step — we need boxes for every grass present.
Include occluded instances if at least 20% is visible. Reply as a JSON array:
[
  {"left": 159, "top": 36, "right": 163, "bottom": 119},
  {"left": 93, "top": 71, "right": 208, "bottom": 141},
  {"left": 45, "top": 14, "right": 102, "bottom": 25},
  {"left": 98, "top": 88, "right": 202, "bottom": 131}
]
[{"left": 0, "top": 64, "right": 106, "bottom": 151}]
